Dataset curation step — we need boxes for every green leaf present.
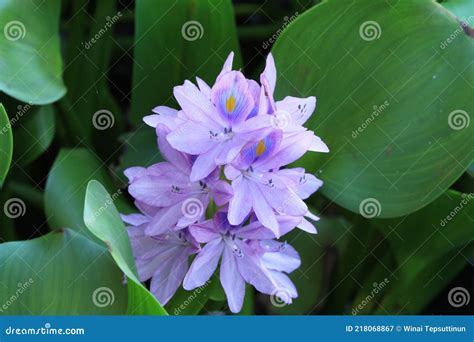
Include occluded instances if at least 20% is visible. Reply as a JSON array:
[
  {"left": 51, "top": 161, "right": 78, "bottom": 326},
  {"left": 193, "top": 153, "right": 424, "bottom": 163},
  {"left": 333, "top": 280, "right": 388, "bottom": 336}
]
[
  {"left": 44, "top": 148, "right": 132, "bottom": 239},
  {"left": 0, "top": 0, "right": 66, "bottom": 104},
  {"left": 59, "top": 0, "right": 123, "bottom": 146},
  {"left": 0, "top": 104, "right": 13, "bottom": 187},
  {"left": 131, "top": 0, "right": 242, "bottom": 126},
  {"left": 439, "top": 0, "right": 474, "bottom": 20},
  {"left": 0, "top": 229, "right": 127, "bottom": 314},
  {"left": 272, "top": 0, "right": 474, "bottom": 217},
  {"left": 13, "top": 105, "right": 55, "bottom": 165},
  {"left": 83, "top": 180, "right": 167, "bottom": 315},
  {"left": 372, "top": 190, "right": 474, "bottom": 313}
]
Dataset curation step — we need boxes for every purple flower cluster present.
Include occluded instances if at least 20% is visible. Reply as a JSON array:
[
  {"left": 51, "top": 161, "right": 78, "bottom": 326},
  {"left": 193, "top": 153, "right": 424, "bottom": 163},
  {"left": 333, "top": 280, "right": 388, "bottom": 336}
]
[{"left": 122, "top": 52, "right": 328, "bottom": 313}]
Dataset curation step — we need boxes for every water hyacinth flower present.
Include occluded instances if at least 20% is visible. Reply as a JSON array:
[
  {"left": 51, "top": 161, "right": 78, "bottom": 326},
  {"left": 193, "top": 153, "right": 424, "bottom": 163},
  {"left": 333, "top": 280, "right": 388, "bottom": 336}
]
[
  {"left": 123, "top": 51, "right": 329, "bottom": 313},
  {"left": 184, "top": 212, "right": 301, "bottom": 313},
  {"left": 122, "top": 212, "right": 199, "bottom": 305}
]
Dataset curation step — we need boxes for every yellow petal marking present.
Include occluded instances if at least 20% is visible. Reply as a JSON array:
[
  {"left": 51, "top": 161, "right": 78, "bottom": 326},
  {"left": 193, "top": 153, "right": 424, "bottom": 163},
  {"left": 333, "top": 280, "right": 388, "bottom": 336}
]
[
  {"left": 255, "top": 140, "right": 266, "bottom": 157},
  {"left": 226, "top": 95, "right": 236, "bottom": 113}
]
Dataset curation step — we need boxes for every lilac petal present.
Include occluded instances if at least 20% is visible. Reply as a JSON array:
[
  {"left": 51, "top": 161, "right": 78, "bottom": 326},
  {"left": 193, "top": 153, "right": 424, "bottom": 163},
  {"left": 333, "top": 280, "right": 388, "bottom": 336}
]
[
  {"left": 297, "top": 217, "right": 317, "bottom": 234},
  {"left": 262, "top": 53, "right": 277, "bottom": 93},
  {"left": 150, "top": 247, "right": 192, "bottom": 305},
  {"left": 183, "top": 239, "right": 224, "bottom": 290},
  {"left": 145, "top": 106, "right": 178, "bottom": 128},
  {"left": 267, "top": 270, "right": 297, "bottom": 302},
  {"left": 246, "top": 79, "right": 261, "bottom": 119},
  {"left": 275, "top": 215, "right": 303, "bottom": 236},
  {"left": 259, "top": 181, "right": 308, "bottom": 218},
  {"left": 216, "top": 52, "right": 234, "bottom": 81},
  {"left": 177, "top": 195, "right": 208, "bottom": 228},
  {"left": 156, "top": 125, "right": 192, "bottom": 172},
  {"left": 249, "top": 184, "right": 279, "bottom": 235},
  {"left": 261, "top": 240, "right": 301, "bottom": 273},
  {"left": 209, "top": 179, "right": 233, "bottom": 206},
  {"left": 228, "top": 177, "right": 253, "bottom": 226},
  {"left": 145, "top": 204, "right": 183, "bottom": 236},
  {"left": 259, "top": 130, "right": 314, "bottom": 170},
  {"left": 297, "top": 173, "right": 323, "bottom": 200},
  {"left": 233, "top": 114, "right": 273, "bottom": 139},
  {"left": 174, "top": 81, "right": 225, "bottom": 128},
  {"left": 189, "top": 148, "right": 220, "bottom": 182},
  {"left": 124, "top": 167, "right": 147, "bottom": 183},
  {"left": 129, "top": 174, "right": 186, "bottom": 207},
  {"left": 224, "top": 164, "right": 240, "bottom": 180},
  {"left": 121, "top": 213, "right": 149, "bottom": 226},
  {"left": 240, "top": 130, "right": 282, "bottom": 168},
  {"left": 234, "top": 221, "right": 277, "bottom": 240},
  {"left": 166, "top": 122, "right": 215, "bottom": 155},
  {"left": 309, "top": 134, "right": 329, "bottom": 153},
  {"left": 212, "top": 71, "right": 255, "bottom": 125},
  {"left": 196, "top": 77, "right": 211, "bottom": 98},
  {"left": 275, "top": 96, "right": 316, "bottom": 126},
  {"left": 134, "top": 241, "right": 181, "bottom": 279},
  {"left": 188, "top": 220, "right": 221, "bottom": 243},
  {"left": 135, "top": 200, "right": 160, "bottom": 218},
  {"left": 237, "top": 243, "right": 279, "bottom": 294},
  {"left": 220, "top": 246, "right": 246, "bottom": 313}
]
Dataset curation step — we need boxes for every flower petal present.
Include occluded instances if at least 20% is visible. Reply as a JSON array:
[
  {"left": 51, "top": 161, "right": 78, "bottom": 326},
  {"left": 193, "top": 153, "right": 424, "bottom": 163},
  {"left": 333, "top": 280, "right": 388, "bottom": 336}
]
[
  {"left": 212, "top": 71, "right": 254, "bottom": 125},
  {"left": 275, "top": 96, "right": 316, "bottom": 126},
  {"left": 183, "top": 239, "right": 224, "bottom": 290},
  {"left": 228, "top": 176, "right": 253, "bottom": 226},
  {"left": 220, "top": 246, "right": 246, "bottom": 313}
]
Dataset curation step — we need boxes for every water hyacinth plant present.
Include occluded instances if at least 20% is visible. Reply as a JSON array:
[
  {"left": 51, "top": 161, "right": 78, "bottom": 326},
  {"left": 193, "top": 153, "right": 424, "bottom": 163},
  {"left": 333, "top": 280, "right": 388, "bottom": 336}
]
[
  {"left": 0, "top": 0, "right": 472, "bottom": 318},
  {"left": 123, "top": 52, "right": 329, "bottom": 312}
]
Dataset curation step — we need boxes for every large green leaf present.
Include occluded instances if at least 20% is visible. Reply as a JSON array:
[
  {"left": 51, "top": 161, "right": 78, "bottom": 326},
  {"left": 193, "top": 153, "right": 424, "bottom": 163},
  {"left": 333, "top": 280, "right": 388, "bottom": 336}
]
[
  {"left": 44, "top": 148, "right": 132, "bottom": 239},
  {"left": 0, "top": 104, "right": 13, "bottom": 187},
  {"left": 272, "top": 0, "right": 474, "bottom": 217},
  {"left": 59, "top": 0, "right": 123, "bottom": 147},
  {"left": 0, "top": 0, "right": 65, "bottom": 104},
  {"left": 131, "top": 0, "right": 242, "bottom": 126},
  {"left": 440, "top": 0, "right": 474, "bottom": 19},
  {"left": 84, "top": 180, "right": 167, "bottom": 315},
  {"left": 371, "top": 190, "right": 474, "bottom": 313},
  {"left": 13, "top": 105, "right": 55, "bottom": 165},
  {"left": 0, "top": 229, "right": 127, "bottom": 314}
]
